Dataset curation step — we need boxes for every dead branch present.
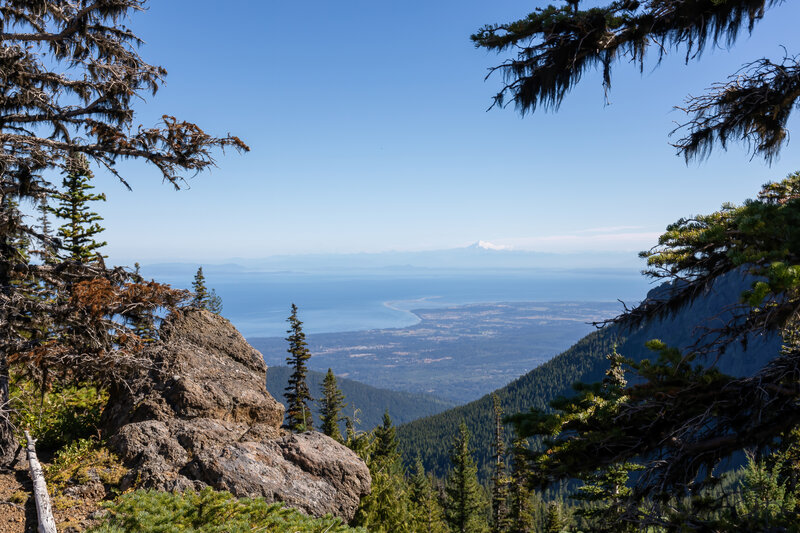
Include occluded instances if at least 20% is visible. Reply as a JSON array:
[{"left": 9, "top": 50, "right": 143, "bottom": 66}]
[{"left": 23, "top": 430, "right": 56, "bottom": 533}]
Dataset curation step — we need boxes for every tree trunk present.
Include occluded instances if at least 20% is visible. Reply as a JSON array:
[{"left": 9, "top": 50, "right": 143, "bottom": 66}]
[
  {"left": 24, "top": 430, "right": 57, "bottom": 533},
  {"left": 0, "top": 354, "right": 15, "bottom": 467},
  {"left": 0, "top": 222, "right": 17, "bottom": 467}
]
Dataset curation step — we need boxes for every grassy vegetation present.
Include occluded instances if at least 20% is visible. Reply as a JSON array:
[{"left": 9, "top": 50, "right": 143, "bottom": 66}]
[
  {"left": 45, "top": 437, "right": 127, "bottom": 494},
  {"left": 10, "top": 372, "right": 108, "bottom": 451},
  {"left": 87, "top": 488, "right": 367, "bottom": 533}
]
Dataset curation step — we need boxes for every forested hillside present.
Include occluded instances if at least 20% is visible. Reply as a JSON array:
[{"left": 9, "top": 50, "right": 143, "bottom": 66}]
[
  {"left": 266, "top": 366, "right": 455, "bottom": 430},
  {"left": 398, "top": 271, "right": 780, "bottom": 479}
]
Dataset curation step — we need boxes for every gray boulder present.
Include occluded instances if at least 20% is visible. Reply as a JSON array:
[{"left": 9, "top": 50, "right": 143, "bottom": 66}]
[{"left": 105, "top": 309, "right": 370, "bottom": 521}]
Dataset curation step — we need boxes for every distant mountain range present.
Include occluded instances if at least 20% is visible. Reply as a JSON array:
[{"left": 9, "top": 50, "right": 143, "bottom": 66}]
[{"left": 141, "top": 242, "right": 641, "bottom": 280}]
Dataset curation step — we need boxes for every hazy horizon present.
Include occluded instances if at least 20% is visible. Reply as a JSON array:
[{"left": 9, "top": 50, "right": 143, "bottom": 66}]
[{"left": 62, "top": 0, "right": 799, "bottom": 264}]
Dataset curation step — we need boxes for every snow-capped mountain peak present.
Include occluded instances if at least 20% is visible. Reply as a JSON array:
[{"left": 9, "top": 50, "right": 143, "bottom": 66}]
[{"left": 470, "top": 240, "right": 511, "bottom": 251}]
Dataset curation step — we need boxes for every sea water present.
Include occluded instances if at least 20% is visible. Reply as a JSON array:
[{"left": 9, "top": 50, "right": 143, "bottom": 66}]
[{"left": 146, "top": 267, "right": 653, "bottom": 338}]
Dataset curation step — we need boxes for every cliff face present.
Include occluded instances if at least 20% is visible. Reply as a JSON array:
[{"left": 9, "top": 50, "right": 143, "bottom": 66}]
[{"left": 103, "top": 309, "right": 370, "bottom": 521}]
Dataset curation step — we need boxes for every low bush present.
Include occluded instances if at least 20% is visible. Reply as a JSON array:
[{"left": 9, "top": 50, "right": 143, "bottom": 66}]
[
  {"left": 88, "top": 488, "right": 366, "bottom": 533},
  {"left": 10, "top": 372, "right": 108, "bottom": 450},
  {"left": 45, "top": 437, "right": 127, "bottom": 494}
]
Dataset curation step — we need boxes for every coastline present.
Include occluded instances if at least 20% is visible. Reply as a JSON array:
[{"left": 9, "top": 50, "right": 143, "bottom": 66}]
[
  {"left": 219, "top": 271, "right": 649, "bottom": 338},
  {"left": 380, "top": 297, "right": 439, "bottom": 328},
  {"left": 246, "top": 298, "right": 623, "bottom": 340}
]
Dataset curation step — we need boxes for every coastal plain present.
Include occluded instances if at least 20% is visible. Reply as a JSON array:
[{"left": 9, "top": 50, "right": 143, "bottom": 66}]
[{"left": 250, "top": 301, "right": 622, "bottom": 404}]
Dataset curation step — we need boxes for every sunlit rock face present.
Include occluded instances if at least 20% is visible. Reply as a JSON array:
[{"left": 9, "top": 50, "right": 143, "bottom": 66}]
[{"left": 104, "top": 309, "right": 370, "bottom": 521}]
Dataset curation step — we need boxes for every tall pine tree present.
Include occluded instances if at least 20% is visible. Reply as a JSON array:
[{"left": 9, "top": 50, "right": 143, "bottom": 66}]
[
  {"left": 35, "top": 199, "right": 56, "bottom": 264},
  {"left": 374, "top": 410, "right": 399, "bottom": 462},
  {"left": 191, "top": 267, "right": 209, "bottom": 306},
  {"left": 445, "top": 421, "right": 489, "bottom": 533},
  {"left": 128, "top": 263, "right": 156, "bottom": 342},
  {"left": 284, "top": 303, "right": 313, "bottom": 432},
  {"left": 49, "top": 154, "right": 107, "bottom": 263},
  {"left": 319, "top": 368, "right": 346, "bottom": 442},
  {"left": 508, "top": 430, "right": 535, "bottom": 533},
  {"left": 491, "top": 393, "right": 510, "bottom": 533}
]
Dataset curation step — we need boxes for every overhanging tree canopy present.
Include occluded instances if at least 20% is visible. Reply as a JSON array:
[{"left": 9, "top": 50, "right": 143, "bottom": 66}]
[
  {"left": 472, "top": 0, "right": 796, "bottom": 162},
  {"left": 0, "top": 0, "right": 248, "bottom": 190}
]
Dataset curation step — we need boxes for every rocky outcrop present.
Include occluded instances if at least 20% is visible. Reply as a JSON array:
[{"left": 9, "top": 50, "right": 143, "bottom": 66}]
[{"left": 104, "top": 309, "right": 370, "bottom": 521}]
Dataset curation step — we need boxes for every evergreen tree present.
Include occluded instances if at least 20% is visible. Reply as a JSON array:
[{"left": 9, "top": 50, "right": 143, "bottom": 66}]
[
  {"left": 35, "top": 198, "right": 56, "bottom": 264},
  {"left": 572, "top": 350, "right": 641, "bottom": 533},
  {"left": 573, "top": 464, "right": 638, "bottom": 533},
  {"left": 508, "top": 432, "right": 535, "bottom": 533},
  {"left": 772, "top": 424, "right": 800, "bottom": 500},
  {"left": 192, "top": 267, "right": 209, "bottom": 306},
  {"left": 208, "top": 289, "right": 222, "bottom": 314},
  {"left": 490, "top": 393, "right": 510, "bottom": 533},
  {"left": 0, "top": 197, "right": 27, "bottom": 464},
  {"left": 374, "top": 410, "right": 399, "bottom": 462},
  {"left": 353, "top": 462, "right": 415, "bottom": 533},
  {"left": 445, "top": 421, "right": 488, "bottom": 533},
  {"left": 126, "top": 263, "right": 157, "bottom": 342},
  {"left": 49, "top": 154, "right": 107, "bottom": 263},
  {"left": 730, "top": 451, "right": 798, "bottom": 530},
  {"left": 504, "top": 174, "right": 800, "bottom": 529},
  {"left": 344, "top": 409, "right": 371, "bottom": 459},
  {"left": 543, "top": 503, "right": 569, "bottom": 533},
  {"left": 353, "top": 411, "right": 415, "bottom": 532},
  {"left": 37, "top": 199, "right": 52, "bottom": 239},
  {"left": 191, "top": 266, "right": 223, "bottom": 314},
  {"left": 345, "top": 416, "right": 357, "bottom": 445},
  {"left": 409, "top": 455, "right": 449, "bottom": 533},
  {"left": 319, "top": 368, "right": 346, "bottom": 442},
  {"left": 284, "top": 304, "right": 313, "bottom": 432}
]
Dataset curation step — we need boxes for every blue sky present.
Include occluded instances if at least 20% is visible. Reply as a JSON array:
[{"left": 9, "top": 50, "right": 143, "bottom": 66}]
[{"left": 80, "top": 0, "right": 800, "bottom": 265}]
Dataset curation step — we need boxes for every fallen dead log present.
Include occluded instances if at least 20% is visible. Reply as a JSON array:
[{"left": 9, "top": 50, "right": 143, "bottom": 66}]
[{"left": 24, "top": 430, "right": 57, "bottom": 533}]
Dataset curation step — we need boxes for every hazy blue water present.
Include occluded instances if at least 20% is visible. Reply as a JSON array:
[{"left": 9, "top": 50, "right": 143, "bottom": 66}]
[{"left": 150, "top": 269, "right": 653, "bottom": 337}]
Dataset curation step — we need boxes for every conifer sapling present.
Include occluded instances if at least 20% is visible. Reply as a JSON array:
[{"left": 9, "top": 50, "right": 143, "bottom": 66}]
[
  {"left": 284, "top": 304, "right": 313, "bottom": 432},
  {"left": 320, "top": 368, "right": 347, "bottom": 442}
]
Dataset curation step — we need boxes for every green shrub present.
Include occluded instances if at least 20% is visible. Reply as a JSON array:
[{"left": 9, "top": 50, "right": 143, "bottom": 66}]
[
  {"left": 88, "top": 488, "right": 367, "bottom": 533},
  {"left": 10, "top": 372, "right": 108, "bottom": 450},
  {"left": 45, "top": 437, "right": 127, "bottom": 494}
]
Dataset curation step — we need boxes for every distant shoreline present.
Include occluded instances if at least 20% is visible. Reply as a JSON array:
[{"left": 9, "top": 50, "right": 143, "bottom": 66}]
[
  {"left": 246, "top": 298, "right": 623, "bottom": 340},
  {"left": 213, "top": 270, "right": 648, "bottom": 338},
  {"left": 249, "top": 300, "right": 624, "bottom": 404},
  {"left": 380, "top": 297, "right": 443, "bottom": 327}
]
